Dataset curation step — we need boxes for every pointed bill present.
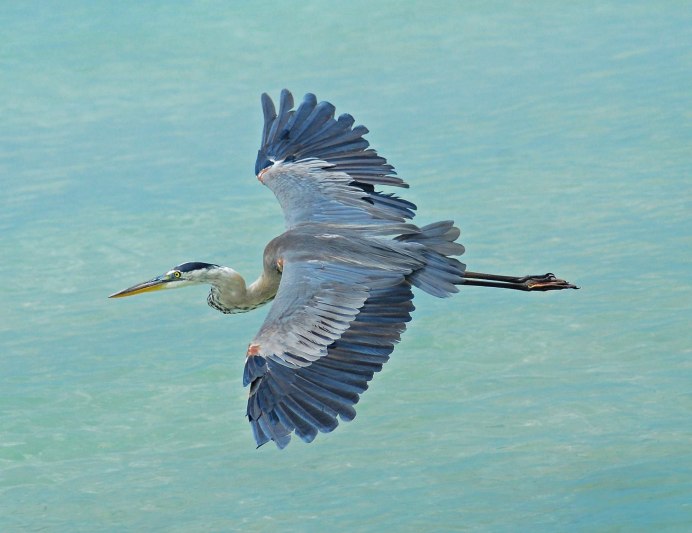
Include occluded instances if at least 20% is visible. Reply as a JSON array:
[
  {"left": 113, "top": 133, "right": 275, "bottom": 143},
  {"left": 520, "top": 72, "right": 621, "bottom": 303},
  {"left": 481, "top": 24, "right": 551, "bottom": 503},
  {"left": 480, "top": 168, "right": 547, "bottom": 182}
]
[{"left": 109, "top": 277, "right": 169, "bottom": 298}]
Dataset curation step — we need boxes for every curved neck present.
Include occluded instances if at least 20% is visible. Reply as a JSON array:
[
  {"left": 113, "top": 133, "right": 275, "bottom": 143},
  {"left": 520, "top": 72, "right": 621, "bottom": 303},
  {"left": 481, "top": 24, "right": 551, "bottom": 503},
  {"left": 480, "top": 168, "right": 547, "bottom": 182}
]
[{"left": 206, "top": 266, "right": 278, "bottom": 314}]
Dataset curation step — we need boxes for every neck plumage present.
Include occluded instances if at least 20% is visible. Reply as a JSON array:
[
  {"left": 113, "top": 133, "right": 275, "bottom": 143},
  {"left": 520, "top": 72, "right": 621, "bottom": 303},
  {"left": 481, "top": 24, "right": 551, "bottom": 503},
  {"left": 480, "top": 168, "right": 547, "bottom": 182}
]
[{"left": 206, "top": 266, "right": 278, "bottom": 314}]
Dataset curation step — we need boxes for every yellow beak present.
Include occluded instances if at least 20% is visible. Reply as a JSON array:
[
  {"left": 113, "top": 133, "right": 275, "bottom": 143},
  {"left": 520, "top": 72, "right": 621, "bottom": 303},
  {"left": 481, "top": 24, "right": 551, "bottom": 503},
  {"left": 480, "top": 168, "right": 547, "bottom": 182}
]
[{"left": 109, "top": 277, "right": 169, "bottom": 298}]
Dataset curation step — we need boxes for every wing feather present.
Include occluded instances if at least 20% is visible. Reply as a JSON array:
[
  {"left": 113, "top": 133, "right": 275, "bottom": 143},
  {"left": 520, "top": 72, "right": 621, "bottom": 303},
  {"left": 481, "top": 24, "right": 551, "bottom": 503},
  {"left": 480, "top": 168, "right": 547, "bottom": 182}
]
[
  {"left": 263, "top": 89, "right": 294, "bottom": 149},
  {"left": 247, "top": 257, "right": 406, "bottom": 371},
  {"left": 255, "top": 90, "right": 416, "bottom": 228},
  {"left": 244, "top": 268, "right": 416, "bottom": 448}
]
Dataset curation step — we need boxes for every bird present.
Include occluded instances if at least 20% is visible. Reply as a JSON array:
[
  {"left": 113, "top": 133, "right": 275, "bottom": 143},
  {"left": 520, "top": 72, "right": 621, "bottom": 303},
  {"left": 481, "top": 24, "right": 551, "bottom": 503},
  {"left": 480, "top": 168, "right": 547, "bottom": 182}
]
[{"left": 110, "top": 89, "right": 578, "bottom": 449}]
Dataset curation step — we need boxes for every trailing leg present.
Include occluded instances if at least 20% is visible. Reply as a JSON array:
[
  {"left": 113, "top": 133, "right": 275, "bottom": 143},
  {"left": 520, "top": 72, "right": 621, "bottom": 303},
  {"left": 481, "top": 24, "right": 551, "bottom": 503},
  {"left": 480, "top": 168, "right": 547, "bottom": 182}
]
[{"left": 462, "top": 271, "right": 578, "bottom": 291}]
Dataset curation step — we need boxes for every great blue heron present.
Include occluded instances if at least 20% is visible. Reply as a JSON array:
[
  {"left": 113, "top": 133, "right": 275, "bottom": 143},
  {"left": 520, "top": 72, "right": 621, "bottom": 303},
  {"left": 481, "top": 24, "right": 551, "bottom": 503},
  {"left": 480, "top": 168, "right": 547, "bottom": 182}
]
[{"left": 110, "top": 90, "right": 577, "bottom": 449}]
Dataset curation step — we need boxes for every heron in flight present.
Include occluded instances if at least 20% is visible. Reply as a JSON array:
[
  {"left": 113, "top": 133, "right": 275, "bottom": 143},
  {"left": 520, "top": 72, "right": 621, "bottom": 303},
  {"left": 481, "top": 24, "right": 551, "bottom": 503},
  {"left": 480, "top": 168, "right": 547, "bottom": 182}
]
[{"left": 110, "top": 90, "right": 577, "bottom": 449}]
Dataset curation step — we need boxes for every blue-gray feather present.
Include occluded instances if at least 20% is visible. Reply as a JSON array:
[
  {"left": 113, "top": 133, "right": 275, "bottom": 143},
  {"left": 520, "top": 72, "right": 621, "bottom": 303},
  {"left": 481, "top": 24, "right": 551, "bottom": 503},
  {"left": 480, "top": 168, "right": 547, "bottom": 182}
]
[
  {"left": 255, "top": 90, "right": 414, "bottom": 227},
  {"left": 246, "top": 283, "right": 416, "bottom": 448}
]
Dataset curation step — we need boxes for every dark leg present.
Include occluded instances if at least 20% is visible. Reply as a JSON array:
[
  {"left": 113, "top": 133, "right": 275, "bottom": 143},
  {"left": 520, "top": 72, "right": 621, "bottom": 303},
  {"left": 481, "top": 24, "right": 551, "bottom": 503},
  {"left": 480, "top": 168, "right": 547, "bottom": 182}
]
[{"left": 463, "top": 271, "right": 579, "bottom": 291}]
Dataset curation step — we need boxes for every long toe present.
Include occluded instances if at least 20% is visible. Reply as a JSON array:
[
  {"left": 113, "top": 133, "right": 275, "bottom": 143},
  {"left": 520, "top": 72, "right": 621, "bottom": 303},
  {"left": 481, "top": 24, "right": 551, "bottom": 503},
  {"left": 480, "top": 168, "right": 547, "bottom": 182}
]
[{"left": 525, "top": 275, "right": 579, "bottom": 291}]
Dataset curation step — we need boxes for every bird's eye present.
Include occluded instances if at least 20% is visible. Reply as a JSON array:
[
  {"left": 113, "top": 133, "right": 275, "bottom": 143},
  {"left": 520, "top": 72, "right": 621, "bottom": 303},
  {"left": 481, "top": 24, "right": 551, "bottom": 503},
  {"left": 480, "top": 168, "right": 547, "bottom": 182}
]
[{"left": 173, "top": 271, "right": 182, "bottom": 278}]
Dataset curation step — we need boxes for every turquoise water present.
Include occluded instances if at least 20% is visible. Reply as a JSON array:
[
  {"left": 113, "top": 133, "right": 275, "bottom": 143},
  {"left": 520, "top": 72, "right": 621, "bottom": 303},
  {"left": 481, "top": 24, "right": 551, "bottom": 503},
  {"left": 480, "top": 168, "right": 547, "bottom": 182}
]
[{"left": 2, "top": 2, "right": 690, "bottom": 531}]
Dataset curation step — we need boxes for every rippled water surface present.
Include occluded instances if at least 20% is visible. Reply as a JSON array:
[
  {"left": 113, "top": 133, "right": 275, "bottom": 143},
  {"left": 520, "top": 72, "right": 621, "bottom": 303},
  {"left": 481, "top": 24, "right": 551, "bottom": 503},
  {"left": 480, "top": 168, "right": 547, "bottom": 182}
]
[{"left": 2, "top": 2, "right": 690, "bottom": 531}]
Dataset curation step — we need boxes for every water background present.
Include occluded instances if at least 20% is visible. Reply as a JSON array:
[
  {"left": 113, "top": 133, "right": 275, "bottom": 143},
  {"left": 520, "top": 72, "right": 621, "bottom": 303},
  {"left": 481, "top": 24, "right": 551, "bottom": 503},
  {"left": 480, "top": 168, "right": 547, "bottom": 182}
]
[{"left": 2, "top": 2, "right": 690, "bottom": 531}]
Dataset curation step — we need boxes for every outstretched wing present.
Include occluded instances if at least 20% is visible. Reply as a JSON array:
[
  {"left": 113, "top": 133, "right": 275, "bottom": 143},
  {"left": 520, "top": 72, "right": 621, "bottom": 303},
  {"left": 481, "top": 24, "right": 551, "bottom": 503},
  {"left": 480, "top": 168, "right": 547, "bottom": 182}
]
[
  {"left": 242, "top": 249, "right": 417, "bottom": 449},
  {"left": 255, "top": 90, "right": 417, "bottom": 229}
]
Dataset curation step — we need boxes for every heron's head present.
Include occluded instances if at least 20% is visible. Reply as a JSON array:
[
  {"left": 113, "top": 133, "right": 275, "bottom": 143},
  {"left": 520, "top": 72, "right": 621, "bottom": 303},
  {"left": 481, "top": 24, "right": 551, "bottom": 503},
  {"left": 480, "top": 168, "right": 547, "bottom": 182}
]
[{"left": 109, "top": 262, "right": 223, "bottom": 299}]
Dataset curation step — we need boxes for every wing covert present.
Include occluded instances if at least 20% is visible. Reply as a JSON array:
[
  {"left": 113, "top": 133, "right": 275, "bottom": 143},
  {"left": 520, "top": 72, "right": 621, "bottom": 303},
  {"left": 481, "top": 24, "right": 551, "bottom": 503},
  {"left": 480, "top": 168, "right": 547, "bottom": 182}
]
[{"left": 244, "top": 254, "right": 409, "bottom": 376}]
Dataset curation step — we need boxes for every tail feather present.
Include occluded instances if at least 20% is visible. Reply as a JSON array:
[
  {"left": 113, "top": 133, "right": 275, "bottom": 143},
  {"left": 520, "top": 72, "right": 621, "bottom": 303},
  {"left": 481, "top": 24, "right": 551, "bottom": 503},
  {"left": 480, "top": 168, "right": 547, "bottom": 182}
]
[{"left": 397, "top": 221, "right": 466, "bottom": 298}]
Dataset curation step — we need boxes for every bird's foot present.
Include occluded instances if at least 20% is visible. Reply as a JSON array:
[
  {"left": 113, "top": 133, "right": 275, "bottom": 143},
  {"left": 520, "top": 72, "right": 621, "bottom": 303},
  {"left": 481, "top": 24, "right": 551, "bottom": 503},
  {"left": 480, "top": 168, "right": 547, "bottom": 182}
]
[
  {"left": 520, "top": 273, "right": 579, "bottom": 291},
  {"left": 462, "top": 271, "right": 579, "bottom": 291}
]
